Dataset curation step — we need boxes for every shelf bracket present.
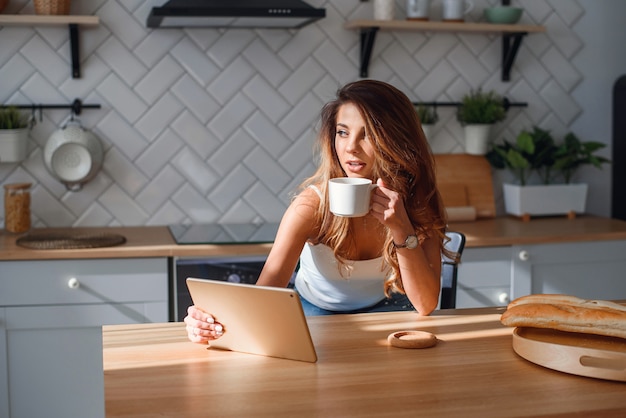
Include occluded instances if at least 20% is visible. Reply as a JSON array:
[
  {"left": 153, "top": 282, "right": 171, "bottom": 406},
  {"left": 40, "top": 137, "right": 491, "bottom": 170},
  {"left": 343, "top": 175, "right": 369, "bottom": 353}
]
[
  {"left": 353, "top": 24, "right": 533, "bottom": 82},
  {"left": 502, "top": 32, "right": 527, "bottom": 82},
  {"left": 69, "top": 23, "right": 81, "bottom": 78},
  {"left": 359, "top": 27, "right": 379, "bottom": 78}
]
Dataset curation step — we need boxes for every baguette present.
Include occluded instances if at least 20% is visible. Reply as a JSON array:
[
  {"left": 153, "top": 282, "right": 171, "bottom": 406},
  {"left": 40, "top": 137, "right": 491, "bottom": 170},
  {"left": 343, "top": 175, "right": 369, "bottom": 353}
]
[
  {"left": 501, "top": 294, "right": 626, "bottom": 339},
  {"left": 507, "top": 293, "right": 626, "bottom": 312}
]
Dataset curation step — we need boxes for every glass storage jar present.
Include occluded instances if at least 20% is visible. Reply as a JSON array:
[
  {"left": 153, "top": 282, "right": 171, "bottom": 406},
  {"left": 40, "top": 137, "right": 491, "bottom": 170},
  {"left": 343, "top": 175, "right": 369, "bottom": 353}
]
[{"left": 4, "top": 182, "right": 31, "bottom": 233}]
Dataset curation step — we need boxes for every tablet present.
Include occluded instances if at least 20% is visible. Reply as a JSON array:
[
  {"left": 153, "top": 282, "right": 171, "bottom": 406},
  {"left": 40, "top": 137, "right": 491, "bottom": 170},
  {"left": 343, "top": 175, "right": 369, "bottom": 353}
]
[{"left": 186, "top": 278, "right": 317, "bottom": 363}]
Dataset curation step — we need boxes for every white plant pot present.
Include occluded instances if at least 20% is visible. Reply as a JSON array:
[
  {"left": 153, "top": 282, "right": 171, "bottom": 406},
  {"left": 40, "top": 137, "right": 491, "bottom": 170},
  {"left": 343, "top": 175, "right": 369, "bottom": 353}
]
[
  {"left": 503, "top": 183, "right": 588, "bottom": 217},
  {"left": 464, "top": 124, "right": 492, "bottom": 155},
  {"left": 0, "top": 129, "right": 29, "bottom": 163}
]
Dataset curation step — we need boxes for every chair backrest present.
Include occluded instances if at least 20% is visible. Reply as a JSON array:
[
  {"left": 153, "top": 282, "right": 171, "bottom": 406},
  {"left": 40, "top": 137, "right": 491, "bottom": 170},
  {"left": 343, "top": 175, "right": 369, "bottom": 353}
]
[{"left": 440, "top": 231, "right": 466, "bottom": 309}]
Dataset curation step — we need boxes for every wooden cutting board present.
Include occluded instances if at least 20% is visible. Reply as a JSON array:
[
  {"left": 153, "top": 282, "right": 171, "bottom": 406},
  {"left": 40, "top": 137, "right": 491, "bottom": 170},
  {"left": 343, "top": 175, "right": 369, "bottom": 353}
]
[
  {"left": 512, "top": 327, "right": 626, "bottom": 382},
  {"left": 434, "top": 154, "right": 496, "bottom": 219}
]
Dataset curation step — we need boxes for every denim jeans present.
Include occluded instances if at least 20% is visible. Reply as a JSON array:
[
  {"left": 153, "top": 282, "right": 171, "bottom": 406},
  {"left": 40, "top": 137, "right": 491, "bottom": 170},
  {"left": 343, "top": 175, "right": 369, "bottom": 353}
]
[{"left": 297, "top": 291, "right": 416, "bottom": 316}]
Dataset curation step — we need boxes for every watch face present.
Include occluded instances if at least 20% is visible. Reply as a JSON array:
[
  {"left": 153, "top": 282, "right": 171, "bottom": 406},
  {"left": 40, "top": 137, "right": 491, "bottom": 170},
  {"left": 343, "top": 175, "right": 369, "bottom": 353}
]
[{"left": 405, "top": 235, "right": 419, "bottom": 249}]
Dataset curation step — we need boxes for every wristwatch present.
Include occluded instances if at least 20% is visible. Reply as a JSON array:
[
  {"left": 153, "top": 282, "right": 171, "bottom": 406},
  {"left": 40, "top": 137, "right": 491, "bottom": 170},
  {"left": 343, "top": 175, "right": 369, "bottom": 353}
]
[{"left": 394, "top": 234, "right": 419, "bottom": 249}]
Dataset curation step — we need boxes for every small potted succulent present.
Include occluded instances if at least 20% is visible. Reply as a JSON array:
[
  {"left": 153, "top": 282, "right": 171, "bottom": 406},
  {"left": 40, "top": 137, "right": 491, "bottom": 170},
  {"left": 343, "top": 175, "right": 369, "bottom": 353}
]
[
  {"left": 414, "top": 103, "right": 438, "bottom": 140},
  {"left": 0, "top": 107, "right": 30, "bottom": 163},
  {"left": 457, "top": 89, "right": 507, "bottom": 155},
  {"left": 487, "top": 127, "right": 610, "bottom": 219}
]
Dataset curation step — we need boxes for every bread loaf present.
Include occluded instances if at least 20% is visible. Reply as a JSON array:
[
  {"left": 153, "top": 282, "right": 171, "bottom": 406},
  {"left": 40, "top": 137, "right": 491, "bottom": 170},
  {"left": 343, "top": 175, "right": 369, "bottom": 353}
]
[
  {"left": 500, "top": 294, "right": 626, "bottom": 339},
  {"left": 507, "top": 293, "right": 626, "bottom": 312}
]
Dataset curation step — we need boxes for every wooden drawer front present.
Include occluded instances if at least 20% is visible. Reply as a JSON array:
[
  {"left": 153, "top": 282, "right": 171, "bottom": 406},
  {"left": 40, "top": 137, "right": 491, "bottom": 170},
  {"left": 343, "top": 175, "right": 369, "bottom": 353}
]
[{"left": 0, "top": 258, "right": 167, "bottom": 306}]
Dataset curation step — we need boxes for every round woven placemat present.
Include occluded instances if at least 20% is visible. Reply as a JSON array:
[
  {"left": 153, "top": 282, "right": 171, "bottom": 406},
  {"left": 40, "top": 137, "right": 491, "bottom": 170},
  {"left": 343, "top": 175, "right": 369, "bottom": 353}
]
[{"left": 16, "top": 232, "right": 126, "bottom": 250}]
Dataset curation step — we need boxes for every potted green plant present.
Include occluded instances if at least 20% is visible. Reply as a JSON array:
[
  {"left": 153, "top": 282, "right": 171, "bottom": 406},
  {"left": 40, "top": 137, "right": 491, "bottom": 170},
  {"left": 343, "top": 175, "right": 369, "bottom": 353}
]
[
  {"left": 487, "top": 127, "right": 610, "bottom": 219},
  {"left": 553, "top": 132, "right": 610, "bottom": 184},
  {"left": 457, "top": 89, "right": 507, "bottom": 155},
  {"left": 486, "top": 126, "right": 557, "bottom": 185},
  {"left": 0, "top": 106, "right": 30, "bottom": 163},
  {"left": 414, "top": 104, "right": 438, "bottom": 140}
]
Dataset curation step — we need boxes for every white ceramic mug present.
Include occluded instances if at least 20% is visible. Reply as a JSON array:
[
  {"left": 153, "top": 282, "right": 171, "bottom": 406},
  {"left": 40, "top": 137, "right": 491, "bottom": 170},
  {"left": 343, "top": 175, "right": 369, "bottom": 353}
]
[
  {"left": 441, "top": 0, "right": 473, "bottom": 21},
  {"left": 407, "top": 0, "right": 431, "bottom": 20},
  {"left": 373, "top": 0, "right": 395, "bottom": 20},
  {"left": 328, "top": 178, "right": 377, "bottom": 217}
]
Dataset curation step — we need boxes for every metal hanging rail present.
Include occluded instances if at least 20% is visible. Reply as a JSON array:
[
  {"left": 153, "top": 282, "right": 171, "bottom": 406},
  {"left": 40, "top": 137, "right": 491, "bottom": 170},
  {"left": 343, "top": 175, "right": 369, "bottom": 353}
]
[{"left": 0, "top": 99, "right": 101, "bottom": 120}]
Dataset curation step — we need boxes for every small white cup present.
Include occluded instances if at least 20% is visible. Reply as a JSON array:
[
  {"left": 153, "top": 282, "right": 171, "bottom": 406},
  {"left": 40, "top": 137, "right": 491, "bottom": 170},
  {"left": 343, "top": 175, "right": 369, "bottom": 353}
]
[
  {"left": 441, "top": 0, "right": 473, "bottom": 21},
  {"left": 328, "top": 178, "right": 377, "bottom": 217},
  {"left": 407, "top": 0, "right": 431, "bottom": 21},
  {"left": 373, "top": 0, "right": 395, "bottom": 20}
]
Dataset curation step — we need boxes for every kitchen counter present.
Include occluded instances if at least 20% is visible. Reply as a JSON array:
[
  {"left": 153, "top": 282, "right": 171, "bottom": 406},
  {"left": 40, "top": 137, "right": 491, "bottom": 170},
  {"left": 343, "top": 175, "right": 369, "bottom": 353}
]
[
  {"left": 449, "top": 215, "right": 626, "bottom": 247},
  {"left": 2, "top": 216, "right": 626, "bottom": 260},
  {"left": 103, "top": 307, "right": 626, "bottom": 417},
  {"left": 0, "top": 226, "right": 273, "bottom": 260}
]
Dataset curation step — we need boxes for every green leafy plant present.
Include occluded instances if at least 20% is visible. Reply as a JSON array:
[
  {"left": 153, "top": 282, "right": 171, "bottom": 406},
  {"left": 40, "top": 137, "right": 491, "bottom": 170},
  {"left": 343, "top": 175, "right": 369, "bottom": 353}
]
[
  {"left": 457, "top": 89, "right": 507, "bottom": 125},
  {"left": 486, "top": 127, "right": 555, "bottom": 185},
  {"left": 414, "top": 104, "right": 439, "bottom": 125},
  {"left": 0, "top": 107, "right": 29, "bottom": 130},
  {"left": 487, "top": 127, "right": 610, "bottom": 185},
  {"left": 553, "top": 133, "right": 610, "bottom": 184}
]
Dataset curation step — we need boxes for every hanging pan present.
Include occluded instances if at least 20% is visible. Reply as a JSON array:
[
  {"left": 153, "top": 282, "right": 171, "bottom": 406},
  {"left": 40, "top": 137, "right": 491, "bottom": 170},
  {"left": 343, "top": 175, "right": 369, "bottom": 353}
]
[{"left": 44, "top": 113, "right": 103, "bottom": 191}]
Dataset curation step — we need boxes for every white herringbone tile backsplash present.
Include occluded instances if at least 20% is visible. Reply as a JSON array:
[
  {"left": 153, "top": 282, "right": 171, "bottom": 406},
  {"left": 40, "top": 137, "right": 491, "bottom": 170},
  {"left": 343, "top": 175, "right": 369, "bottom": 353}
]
[{"left": 0, "top": 0, "right": 588, "bottom": 227}]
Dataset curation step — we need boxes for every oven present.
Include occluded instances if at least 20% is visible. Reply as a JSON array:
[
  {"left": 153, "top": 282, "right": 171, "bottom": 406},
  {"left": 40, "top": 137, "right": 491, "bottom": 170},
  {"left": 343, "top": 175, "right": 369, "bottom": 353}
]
[
  {"left": 173, "top": 255, "right": 268, "bottom": 321},
  {"left": 169, "top": 223, "right": 280, "bottom": 321}
]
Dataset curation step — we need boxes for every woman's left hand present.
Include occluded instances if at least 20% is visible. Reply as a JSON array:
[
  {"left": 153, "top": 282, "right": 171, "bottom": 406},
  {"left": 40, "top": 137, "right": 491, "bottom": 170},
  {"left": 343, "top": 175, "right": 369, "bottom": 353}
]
[{"left": 370, "top": 178, "right": 415, "bottom": 240}]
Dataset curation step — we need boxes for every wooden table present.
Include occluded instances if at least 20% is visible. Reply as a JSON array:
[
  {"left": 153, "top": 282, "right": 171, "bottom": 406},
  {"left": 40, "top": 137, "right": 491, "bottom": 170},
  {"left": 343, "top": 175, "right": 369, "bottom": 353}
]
[{"left": 103, "top": 308, "right": 626, "bottom": 417}]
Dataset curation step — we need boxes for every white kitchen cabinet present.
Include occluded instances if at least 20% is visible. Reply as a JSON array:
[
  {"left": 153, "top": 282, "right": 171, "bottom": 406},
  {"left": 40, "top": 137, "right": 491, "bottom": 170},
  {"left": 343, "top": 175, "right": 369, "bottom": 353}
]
[
  {"left": 457, "top": 239, "right": 626, "bottom": 308},
  {"left": 457, "top": 247, "right": 512, "bottom": 308},
  {"left": 0, "top": 257, "right": 168, "bottom": 418},
  {"left": 511, "top": 240, "right": 626, "bottom": 300}
]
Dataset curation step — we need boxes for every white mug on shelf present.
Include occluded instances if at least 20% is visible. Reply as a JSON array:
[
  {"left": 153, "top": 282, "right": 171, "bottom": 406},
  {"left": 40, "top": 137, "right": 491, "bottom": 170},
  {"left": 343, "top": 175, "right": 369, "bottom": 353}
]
[
  {"left": 373, "top": 0, "right": 395, "bottom": 21},
  {"left": 406, "top": 0, "right": 431, "bottom": 21},
  {"left": 441, "top": 0, "right": 473, "bottom": 22}
]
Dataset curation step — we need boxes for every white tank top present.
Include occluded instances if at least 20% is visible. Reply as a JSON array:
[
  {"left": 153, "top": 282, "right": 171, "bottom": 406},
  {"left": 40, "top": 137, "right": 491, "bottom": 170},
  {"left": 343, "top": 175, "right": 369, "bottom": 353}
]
[
  {"left": 294, "top": 242, "right": 390, "bottom": 311},
  {"left": 294, "top": 185, "right": 389, "bottom": 311}
]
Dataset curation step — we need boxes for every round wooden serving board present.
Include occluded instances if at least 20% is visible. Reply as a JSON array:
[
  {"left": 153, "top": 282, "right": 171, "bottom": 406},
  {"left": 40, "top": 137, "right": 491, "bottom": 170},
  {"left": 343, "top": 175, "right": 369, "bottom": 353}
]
[{"left": 512, "top": 327, "right": 626, "bottom": 382}]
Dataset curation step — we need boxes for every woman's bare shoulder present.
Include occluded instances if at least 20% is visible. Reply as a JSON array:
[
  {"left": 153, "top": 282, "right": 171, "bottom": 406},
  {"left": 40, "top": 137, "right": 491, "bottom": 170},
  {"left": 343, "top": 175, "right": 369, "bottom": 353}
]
[{"left": 287, "top": 186, "right": 322, "bottom": 220}]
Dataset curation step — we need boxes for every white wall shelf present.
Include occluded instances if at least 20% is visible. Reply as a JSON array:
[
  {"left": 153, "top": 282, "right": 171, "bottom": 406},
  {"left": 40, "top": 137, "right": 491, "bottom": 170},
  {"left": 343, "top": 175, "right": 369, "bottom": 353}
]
[
  {"left": 344, "top": 19, "right": 546, "bottom": 80},
  {"left": 0, "top": 14, "right": 100, "bottom": 79}
]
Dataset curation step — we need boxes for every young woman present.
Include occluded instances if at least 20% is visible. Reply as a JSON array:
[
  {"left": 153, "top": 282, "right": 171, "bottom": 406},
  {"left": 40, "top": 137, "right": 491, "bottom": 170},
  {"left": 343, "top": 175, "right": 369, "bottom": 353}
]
[{"left": 185, "top": 80, "right": 449, "bottom": 343}]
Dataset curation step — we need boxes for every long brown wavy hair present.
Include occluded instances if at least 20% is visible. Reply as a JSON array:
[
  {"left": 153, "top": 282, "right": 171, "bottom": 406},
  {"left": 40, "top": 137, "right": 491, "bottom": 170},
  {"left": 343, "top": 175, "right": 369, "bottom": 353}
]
[{"left": 300, "top": 80, "right": 448, "bottom": 296}]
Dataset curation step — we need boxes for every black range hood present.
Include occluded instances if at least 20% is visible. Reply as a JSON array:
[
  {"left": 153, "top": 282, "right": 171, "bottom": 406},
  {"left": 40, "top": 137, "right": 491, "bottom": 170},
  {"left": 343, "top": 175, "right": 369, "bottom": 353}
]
[{"left": 147, "top": 0, "right": 326, "bottom": 29}]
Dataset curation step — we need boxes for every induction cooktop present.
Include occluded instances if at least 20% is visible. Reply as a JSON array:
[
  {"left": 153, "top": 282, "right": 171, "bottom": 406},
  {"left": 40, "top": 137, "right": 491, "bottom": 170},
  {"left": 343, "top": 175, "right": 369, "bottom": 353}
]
[{"left": 168, "top": 223, "right": 280, "bottom": 245}]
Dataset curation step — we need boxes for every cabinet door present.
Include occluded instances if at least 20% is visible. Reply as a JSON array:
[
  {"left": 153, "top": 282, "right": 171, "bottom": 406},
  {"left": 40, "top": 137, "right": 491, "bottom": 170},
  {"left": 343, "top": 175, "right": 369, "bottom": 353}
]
[
  {"left": 456, "top": 247, "right": 512, "bottom": 308},
  {"left": 4, "top": 307, "right": 104, "bottom": 418},
  {"left": 511, "top": 240, "right": 626, "bottom": 300}
]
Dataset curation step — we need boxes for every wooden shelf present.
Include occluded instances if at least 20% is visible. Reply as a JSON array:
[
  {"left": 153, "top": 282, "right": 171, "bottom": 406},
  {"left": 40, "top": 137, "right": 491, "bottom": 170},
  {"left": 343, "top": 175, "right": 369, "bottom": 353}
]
[
  {"left": 344, "top": 19, "right": 546, "bottom": 80},
  {"left": 0, "top": 14, "right": 99, "bottom": 26},
  {"left": 345, "top": 19, "right": 545, "bottom": 34},
  {"left": 0, "top": 14, "right": 100, "bottom": 78}
]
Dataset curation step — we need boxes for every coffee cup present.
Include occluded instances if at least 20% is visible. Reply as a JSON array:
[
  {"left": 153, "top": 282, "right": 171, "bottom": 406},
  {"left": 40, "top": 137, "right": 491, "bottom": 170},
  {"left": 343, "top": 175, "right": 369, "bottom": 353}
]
[
  {"left": 373, "top": 0, "right": 395, "bottom": 20},
  {"left": 406, "top": 0, "right": 431, "bottom": 21},
  {"left": 441, "top": 0, "right": 473, "bottom": 22},
  {"left": 328, "top": 178, "right": 377, "bottom": 217}
]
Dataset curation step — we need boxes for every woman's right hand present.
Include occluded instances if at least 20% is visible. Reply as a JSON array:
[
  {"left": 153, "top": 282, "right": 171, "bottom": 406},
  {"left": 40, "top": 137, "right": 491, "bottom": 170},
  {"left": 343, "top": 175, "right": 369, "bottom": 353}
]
[{"left": 184, "top": 305, "right": 224, "bottom": 344}]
